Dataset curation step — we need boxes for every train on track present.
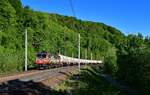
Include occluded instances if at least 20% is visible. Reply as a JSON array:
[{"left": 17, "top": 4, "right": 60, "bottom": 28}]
[{"left": 35, "top": 51, "right": 103, "bottom": 69}]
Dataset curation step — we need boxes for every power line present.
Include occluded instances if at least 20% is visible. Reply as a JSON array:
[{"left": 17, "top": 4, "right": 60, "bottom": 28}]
[{"left": 69, "top": 0, "right": 76, "bottom": 17}]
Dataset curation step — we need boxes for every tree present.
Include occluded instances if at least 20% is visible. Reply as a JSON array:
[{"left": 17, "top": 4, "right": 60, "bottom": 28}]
[
  {"left": 8, "top": 0, "right": 23, "bottom": 16},
  {"left": 0, "top": 0, "right": 16, "bottom": 30}
]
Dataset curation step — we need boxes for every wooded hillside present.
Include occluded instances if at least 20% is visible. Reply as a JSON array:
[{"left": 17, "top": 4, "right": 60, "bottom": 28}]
[{"left": 0, "top": 0, "right": 150, "bottom": 94}]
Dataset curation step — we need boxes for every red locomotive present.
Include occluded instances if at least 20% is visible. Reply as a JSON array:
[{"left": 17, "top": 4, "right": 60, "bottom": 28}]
[
  {"left": 36, "top": 52, "right": 49, "bottom": 64},
  {"left": 35, "top": 51, "right": 62, "bottom": 69}
]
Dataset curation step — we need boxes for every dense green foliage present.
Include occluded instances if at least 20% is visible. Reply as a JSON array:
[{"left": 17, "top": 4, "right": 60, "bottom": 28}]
[
  {"left": 117, "top": 34, "right": 150, "bottom": 95},
  {"left": 0, "top": 0, "right": 118, "bottom": 73},
  {"left": 58, "top": 67, "right": 124, "bottom": 95},
  {"left": 0, "top": 0, "right": 150, "bottom": 94}
]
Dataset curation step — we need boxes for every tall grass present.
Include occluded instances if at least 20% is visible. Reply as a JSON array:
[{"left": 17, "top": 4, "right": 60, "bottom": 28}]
[{"left": 58, "top": 66, "right": 125, "bottom": 95}]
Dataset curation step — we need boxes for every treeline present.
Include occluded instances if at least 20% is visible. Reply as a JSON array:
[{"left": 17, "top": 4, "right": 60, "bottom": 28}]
[
  {"left": 0, "top": 0, "right": 150, "bottom": 94},
  {"left": 0, "top": 0, "right": 117, "bottom": 72}
]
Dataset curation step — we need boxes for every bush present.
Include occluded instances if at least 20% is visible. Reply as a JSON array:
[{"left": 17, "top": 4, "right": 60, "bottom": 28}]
[
  {"left": 58, "top": 67, "right": 123, "bottom": 95},
  {"left": 0, "top": 47, "right": 24, "bottom": 73},
  {"left": 117, "top": 48, "right": 150, "bottom": 95},
  {"left": 104, "top": 47, "right": 118, "bottom": 75}
]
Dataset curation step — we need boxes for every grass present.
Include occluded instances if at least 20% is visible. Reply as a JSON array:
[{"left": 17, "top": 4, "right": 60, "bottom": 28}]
[{"left": 57, "top": 66, "right": 126, "bottom": 95}]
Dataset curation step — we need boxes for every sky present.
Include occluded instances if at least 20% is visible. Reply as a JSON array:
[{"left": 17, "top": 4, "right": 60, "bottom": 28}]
[{"left": 21, "top": 0, "right": 150, "bottom": 36}]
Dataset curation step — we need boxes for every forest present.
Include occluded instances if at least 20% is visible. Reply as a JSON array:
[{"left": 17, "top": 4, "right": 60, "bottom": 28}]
[{"left": 0, "top": 0, "right": 150, "bottom": 95}]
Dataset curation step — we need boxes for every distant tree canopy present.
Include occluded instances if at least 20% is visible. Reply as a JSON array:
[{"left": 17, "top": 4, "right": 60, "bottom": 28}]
[
  {"left": 0, "top": 0, "right": 16, "bottom": 29},
  {"left": 8, "top": 0, "right": 23, "bottom": 16}
]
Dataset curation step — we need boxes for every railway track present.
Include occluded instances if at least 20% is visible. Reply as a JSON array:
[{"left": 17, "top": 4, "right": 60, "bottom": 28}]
[
  {"left": 0, "top": 70, "right": 42, "bottom": 83},
  {"left": 20, "top": 66, "right": 78, "bottom": 82},
  {"left": 0, "top": 66, "right": 80, "bottom": 95},
  {"left": 0, "top": 66, "right": 78, "bottom": 83}
]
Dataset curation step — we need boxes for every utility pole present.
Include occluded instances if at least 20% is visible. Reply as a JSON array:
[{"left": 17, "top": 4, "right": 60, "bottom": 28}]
[
  {"left": 25, "top": 29, "right": 28, "bottom": 71},
  {"left": 85, "top": 49, "right": 87, "bottom": 59},
  {"left": 85, "top": 49, "right": 87, "bottom": 66},
  {"left": 78, "top": 33, "right": 80, "bottom": 72},
  {"left": 91, "top": 52, "right": 92, "bottom": 60},
  {"left": 72, "top": 52, "right": 74, "bottom": 58}
]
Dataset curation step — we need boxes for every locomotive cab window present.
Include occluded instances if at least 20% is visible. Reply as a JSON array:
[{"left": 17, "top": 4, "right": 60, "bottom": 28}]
[{"left": 37, "top": 53, "right": 46, "bottom": 58}]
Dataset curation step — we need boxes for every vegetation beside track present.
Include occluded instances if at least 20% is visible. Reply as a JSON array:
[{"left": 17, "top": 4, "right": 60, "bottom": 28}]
[
  {"left": 57, "top": 66, "right": 126, "bottom": 95},
  {"left": 0, "top": 0, "right": 150, "bottom": 94}
]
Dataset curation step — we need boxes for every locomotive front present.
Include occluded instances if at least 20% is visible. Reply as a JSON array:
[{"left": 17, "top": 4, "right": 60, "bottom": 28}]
[{"left": 35, "top": 52, "right": 50, "bottom": 68}]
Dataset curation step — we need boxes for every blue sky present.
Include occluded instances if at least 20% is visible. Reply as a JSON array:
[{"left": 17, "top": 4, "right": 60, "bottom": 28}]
[{"left": 21, "top": 0, "right": 150, "bottom": 36}]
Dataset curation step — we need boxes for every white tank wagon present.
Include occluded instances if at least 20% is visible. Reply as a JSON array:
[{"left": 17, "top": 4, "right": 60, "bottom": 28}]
[
  {"left": 50, "top": 56, "right": 61, "bottom": 64},
  {"left": 58, "top": 54, "right": 103, "bottom": 64}
]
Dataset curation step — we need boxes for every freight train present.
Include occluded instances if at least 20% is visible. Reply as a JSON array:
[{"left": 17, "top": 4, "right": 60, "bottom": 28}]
[{"left": 35, "top": 51, "right": 102, "bottom": 69}]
